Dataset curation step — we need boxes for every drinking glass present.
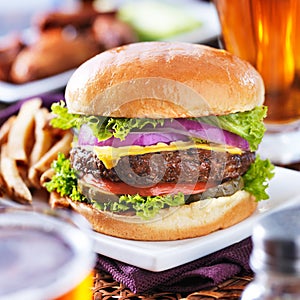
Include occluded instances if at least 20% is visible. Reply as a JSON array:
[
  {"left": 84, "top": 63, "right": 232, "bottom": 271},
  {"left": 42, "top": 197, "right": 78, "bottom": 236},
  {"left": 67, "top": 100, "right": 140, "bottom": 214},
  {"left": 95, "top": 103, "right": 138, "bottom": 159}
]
[
  {"left": 213, "top": 0, "right": 300, "bottom": 164},
  {"left": 0, "top": 206, "right": 96, "bottom": 300}
]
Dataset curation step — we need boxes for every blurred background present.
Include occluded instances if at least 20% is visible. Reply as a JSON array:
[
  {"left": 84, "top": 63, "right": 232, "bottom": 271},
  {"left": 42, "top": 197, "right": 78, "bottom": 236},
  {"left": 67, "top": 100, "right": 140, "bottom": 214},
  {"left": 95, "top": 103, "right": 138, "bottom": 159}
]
[
  {"left": 0, "top": 0, "right": 220, "bottom": 92},
  {"left": 1, "top": 0, "right": 298, "bottom": 166},
  {"left": 0, "top": 0, "right": 219, "bottom": 38},
  {"left": 0, "top": 0, "right": 79, "bottom": 36}
]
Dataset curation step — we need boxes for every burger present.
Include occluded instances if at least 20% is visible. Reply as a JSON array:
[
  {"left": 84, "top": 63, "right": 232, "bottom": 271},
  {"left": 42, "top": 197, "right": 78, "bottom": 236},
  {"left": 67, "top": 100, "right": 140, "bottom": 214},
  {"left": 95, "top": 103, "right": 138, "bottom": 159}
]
[{"left": 46, "top": 41, "right": 274, "bottom": 241}]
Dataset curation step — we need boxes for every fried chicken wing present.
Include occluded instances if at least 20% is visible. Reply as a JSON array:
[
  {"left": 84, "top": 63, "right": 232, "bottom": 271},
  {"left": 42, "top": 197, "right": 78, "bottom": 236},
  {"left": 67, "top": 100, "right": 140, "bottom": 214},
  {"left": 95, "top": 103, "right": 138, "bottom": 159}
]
[
  {"left": 10, "top": 29, "right": 100, "bottom": 83},
  {"left": 92, "top": 15, "right": 137, "bottom": 49},
  {"left": 0, "top": 34, "right": 24, "bottom": 82}
]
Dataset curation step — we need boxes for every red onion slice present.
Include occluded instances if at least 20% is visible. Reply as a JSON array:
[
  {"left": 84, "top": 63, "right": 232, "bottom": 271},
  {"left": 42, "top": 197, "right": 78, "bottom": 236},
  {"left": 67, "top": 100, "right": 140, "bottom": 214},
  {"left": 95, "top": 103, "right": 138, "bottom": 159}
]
[
  {"left": 78, "top": 124, "right": 190, "bottom": 147},
  {"left": 78, "top": 119, "right": 250, "bottom": 150},
  {"left": 161, "top": 119, "right": 249, "bottom": 150}
]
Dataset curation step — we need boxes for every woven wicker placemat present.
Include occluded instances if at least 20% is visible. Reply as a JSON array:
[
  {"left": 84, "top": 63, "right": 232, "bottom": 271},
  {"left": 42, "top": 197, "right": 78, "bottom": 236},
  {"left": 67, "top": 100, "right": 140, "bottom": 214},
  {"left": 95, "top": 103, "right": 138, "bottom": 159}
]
[{"left": 93, "top": 270, "right": 253, "bottom": 300}]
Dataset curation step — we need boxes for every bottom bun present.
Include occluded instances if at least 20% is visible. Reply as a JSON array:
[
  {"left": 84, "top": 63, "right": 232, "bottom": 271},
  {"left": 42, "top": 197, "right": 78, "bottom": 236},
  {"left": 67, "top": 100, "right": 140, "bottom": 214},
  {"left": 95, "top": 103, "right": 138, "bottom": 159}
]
[{"left": 67, "top": 190, "right": 257, "bottom": 241}]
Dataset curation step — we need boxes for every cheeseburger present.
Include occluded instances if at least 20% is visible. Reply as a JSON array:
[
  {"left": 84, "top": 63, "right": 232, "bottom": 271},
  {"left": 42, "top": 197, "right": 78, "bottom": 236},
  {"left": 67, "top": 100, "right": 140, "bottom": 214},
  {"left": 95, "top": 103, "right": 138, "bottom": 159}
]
[{"left": 46, "top": 41, "right": 274, "bottom": 241}]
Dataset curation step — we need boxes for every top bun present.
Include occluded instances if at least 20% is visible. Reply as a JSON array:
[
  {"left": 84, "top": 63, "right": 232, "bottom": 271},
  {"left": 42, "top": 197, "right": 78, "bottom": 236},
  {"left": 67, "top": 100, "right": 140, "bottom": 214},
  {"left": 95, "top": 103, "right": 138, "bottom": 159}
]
[{"left": 65, "top": 42, "right": 264, "bottom": 118}]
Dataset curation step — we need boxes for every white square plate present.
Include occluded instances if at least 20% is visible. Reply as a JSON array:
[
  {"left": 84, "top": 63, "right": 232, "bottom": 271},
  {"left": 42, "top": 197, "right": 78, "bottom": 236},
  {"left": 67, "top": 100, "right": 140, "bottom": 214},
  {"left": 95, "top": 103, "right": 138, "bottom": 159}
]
[{"left": 91, "top": 166, "right": 300, "bottom": 271}]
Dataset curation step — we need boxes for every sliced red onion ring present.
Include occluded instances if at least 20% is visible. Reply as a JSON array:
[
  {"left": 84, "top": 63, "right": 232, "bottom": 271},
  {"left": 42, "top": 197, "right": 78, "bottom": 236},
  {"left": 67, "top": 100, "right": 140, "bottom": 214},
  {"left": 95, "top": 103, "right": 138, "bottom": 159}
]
[
  {"left": 78, "top": 119, "right": 250, "bottom": 150},
  {"left": 161, "top": 119, "right": 249, "bottom": 150},
  {"left": 78, "top": 124, "right": 190, "bottom": 147}
]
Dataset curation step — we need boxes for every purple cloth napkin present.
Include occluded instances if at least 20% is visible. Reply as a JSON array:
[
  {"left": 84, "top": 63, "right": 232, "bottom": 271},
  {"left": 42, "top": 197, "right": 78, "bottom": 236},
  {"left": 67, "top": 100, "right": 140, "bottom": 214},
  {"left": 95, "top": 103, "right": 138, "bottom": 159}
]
[
  {"left": 96, "top": 237, "right": 253, "bottom": 294},
  {"left": 0, "top": 93, "right": 64, "bottom": 125}
]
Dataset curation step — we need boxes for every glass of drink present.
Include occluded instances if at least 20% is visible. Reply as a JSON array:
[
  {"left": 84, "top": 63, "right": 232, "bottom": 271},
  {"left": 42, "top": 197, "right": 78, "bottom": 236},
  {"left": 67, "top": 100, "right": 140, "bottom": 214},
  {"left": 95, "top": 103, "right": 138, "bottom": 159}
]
[
  {"left": 213, "top": 0, "right": 300, "bottom": 164},
  {"left": 0, "top": 206, "right": 96, "bottom": 300}
]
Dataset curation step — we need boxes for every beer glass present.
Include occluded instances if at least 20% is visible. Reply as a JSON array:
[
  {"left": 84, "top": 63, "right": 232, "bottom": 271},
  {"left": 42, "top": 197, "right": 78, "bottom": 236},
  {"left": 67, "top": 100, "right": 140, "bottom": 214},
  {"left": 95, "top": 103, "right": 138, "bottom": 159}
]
[
  {"left": 0, "top": 206, "right": 96, "bottom": 300},
  {"left": 213, "top": 0, "right": 300, "bottom": 164}
]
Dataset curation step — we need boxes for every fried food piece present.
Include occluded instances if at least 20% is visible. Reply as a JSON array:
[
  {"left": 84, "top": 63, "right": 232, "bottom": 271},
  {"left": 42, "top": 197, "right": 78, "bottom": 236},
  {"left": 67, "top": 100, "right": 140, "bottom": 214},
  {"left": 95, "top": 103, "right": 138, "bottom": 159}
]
[
  {"left": 0, "top": 144, "right": 32, "bottom": 204},
  {"left": 7, "top": 98, "right": 42, "bottom": 163},
  {"left": 34, "top": 5, "right": 111, "bottom": 31},
  {"left": 40, "top": 167, "right": 55, "bottom": 186},
  {"left": 10, "top": 29, "right": 100, "bottom": 83},
  {"left": 0, "top": 172, "right": 7, "bottom": 197},
  {"left": 0, "top": 100, "right": 75, "bottom": 204},
  {"left": 0, "top": 115, "right": 16, "bottom": 145},
  {"left": 30, "top": 108, "right": 54, "bottom": 166},
  {"left": 0, "top": 34, "right": 24, "bottom": 82},
  {"left": 49, "top": 191, "right": 71, "bottom": 208},
  {"left": 92, "top": 15, "right": 137, "bottom": 49},
  {"left": 28, "top": 130, "right": 73, "bottom": 188}
]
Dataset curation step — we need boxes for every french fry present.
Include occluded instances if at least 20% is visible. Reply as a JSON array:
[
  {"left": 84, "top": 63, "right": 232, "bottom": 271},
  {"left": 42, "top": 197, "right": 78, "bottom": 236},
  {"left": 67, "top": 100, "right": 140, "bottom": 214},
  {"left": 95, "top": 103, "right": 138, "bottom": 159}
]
[
  {"left": 0, "top": 100, "right": 75, "bottom": 207},
  {"left": 30, "top": 108, "right": 54, "bottom": 166},
  {"left": 40, "top": 168, "right": 55, "bottom": 186},
  {"left": 0, "top": 115, "right": 16, "bottom": 146},
  {"left": 28, "top": 130, "right": 73, "bottom": 188},
  {"left": 49, "top": 191, "right": 70, "bottom": 208},
  {"left": 0, "top": 144, "right": 32, "bottom": 204},
  {"left": 0, "top": 172, "right": 7, "bottom": 197},
  {"left": 7, "top": 98, "right": 42, "bottom": 164}
]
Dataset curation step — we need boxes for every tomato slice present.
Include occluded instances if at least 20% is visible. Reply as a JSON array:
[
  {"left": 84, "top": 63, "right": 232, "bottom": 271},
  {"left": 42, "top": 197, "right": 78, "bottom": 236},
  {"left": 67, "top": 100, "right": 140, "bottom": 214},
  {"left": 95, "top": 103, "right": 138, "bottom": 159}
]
[{"left": 85, "top": 176, "right": 214, "bottom": 196}]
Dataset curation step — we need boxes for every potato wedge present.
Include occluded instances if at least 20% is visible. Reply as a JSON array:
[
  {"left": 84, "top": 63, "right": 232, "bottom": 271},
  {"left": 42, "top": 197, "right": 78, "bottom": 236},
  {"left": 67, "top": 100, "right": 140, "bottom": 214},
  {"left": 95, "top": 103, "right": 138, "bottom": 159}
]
[
  {"left": 49, "top": 191, "right": 70, "bottom": 208},
  {"left": 30, "top": 108, "right": 54, "bottom": 166},
  {"left": 0, "top": 115, "right": 16, "bottom": 146},
  {"left": 0, "top": 172, "right": 7, "bottom": 197},
  {"left": 28, "top": 130, "right": 73, "bottom": 188},
  {"left": 0, "top": 144, "right": 32, "bottom": 203},
  {"left": 40, "top": 168, "right": 55, "bottom": 186},
  {"left": 7, "top": 98, "right": 42, "bottom": 163}
]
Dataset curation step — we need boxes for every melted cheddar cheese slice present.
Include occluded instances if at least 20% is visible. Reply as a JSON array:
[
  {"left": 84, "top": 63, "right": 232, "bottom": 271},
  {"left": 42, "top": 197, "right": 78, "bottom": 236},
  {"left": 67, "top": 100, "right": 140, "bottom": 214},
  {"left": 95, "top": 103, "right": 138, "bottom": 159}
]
[{"left": 93, "top": 141, "right": 243, "bottom": 169}]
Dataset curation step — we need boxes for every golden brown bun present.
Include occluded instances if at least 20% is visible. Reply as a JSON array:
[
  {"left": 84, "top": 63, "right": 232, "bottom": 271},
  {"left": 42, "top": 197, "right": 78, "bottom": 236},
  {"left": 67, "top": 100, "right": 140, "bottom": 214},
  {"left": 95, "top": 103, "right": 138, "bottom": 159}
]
[
  {"left": 67, "top": 190, "right": 257, "bottom": 241},
  {"left": 65, "top": 41, "right": 264, "bottom": 118}
]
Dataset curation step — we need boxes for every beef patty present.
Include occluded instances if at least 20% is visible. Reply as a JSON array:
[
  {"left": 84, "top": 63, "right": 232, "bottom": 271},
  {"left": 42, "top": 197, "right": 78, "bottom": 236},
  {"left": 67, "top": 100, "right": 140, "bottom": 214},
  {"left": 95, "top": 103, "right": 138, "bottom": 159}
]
[{"left": 70, "top": 147, "right": 255, "bottom": 187}]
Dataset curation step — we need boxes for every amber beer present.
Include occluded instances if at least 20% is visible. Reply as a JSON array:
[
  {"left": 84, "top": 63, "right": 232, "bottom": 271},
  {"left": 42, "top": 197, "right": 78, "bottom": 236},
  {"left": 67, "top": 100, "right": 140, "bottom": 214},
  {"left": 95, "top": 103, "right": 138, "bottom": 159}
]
[
  {"left": 214, "top": 0, "right": 300, "bottom": 128},
  {"left": 0, "top": 208, "right": 96, "bottom": 300},
  {"left": 54, "top": 272, "right": 94, "bottom": 300}
]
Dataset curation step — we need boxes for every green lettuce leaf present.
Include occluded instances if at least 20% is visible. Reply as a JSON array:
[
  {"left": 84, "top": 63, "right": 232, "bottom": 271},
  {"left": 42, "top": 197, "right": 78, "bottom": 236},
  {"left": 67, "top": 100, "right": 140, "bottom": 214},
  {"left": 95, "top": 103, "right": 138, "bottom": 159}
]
[
  {"left": 242, "top": 155, "right": 275, "bottom": 201},
  {"left": 45, "top": 152, "right": 275, "bottom": 220},
  {"left": 107, "top": 117, "right": 164, "bottom": 140},
  {"left": 44, "top": 153, "right": 86, "bottom": 202},
  {"left": 118, "top": 193, "right": 185, "bottom": 219},
  {"left": 50, "top": 101, "right": 87, "bottom": 130},
  {"left": 198, "top": 106, "right": 267, "bottom": 151},
  {"left": 94, "top": 193, "right": 185, "bottom": 220},
  {"left": 50, "top": 101, "right": 164, "bottom": 141},
  {"left": 44, "top": 153, "right": 185, "bottom": 220},
  {"left": 50, "top": 101, "right": 266, "bottom": 150}
]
